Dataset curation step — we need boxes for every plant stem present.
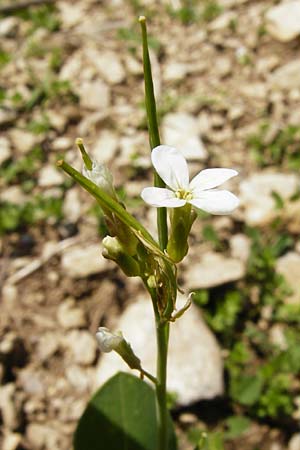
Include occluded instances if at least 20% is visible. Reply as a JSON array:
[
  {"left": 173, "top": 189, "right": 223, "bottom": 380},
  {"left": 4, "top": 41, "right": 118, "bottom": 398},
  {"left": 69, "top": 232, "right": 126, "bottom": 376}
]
[
  {"left": 140, "top": 16, "right": 171, "bottom": 450},
  {"left": 139, "top": 15, "right": 168, "bottom": 251}
]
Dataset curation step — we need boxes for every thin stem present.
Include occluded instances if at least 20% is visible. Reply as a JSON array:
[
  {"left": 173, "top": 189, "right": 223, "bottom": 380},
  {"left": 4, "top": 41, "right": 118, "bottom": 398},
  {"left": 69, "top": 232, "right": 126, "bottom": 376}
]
[
  {"left": 141, "top": 369, "right": 157, "bottom": 384},
  {"left": 139, "top": 16, "right": 168, "bottom": 251},
  {"left": 156, "top": 320, "right": 170, "bottom": 450}
]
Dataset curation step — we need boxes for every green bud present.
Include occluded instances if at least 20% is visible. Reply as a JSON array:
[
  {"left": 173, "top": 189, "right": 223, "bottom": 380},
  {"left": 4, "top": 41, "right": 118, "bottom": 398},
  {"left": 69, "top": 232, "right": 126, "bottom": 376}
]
[
  {"left": 167, "top": 204, "right": 196, "bottom": 263},
  {"left": 102, "top": 236, "right": 140, "bottom": 277},
  {"left": 96, "top": 327, "right": 142, "bottom": 371}
]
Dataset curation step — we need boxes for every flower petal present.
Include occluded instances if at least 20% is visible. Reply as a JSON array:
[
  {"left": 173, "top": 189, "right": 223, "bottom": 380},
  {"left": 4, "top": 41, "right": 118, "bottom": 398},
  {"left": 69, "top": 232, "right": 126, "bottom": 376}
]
[
  {"left": 189, "top": 189, "right": 239, "bottom": 215},
  {"left": 190, "top": 168, "right": 238, "bottom": 191},
  {"left": 151, "top": 145, "right": 189, "bottom": 190},
  {"left": 141, "top": 187, "right": 186, "bottom": 208}
]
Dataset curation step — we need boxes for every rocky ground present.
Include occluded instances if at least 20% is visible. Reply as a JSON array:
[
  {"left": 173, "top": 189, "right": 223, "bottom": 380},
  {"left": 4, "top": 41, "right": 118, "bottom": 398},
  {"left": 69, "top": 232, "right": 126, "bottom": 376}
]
[{"left": 1, "top": 0, "right": 300, "bottom": 449}]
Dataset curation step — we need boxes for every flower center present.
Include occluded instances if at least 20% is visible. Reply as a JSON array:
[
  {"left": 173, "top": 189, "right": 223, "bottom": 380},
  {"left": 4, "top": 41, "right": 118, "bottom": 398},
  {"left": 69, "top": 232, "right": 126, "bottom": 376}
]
[{"left": 175, "top": 188, "right": 193, "bottom": 201}]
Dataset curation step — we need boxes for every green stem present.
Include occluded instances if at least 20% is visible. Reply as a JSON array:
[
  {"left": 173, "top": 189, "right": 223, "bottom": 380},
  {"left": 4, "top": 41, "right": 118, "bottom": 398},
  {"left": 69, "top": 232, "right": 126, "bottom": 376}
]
[
  {"left": 139, "top": 16, "right": 171, "bottom": 450},
  {"left": 139, "top": 16, "right": 168, "bottom": 251}
]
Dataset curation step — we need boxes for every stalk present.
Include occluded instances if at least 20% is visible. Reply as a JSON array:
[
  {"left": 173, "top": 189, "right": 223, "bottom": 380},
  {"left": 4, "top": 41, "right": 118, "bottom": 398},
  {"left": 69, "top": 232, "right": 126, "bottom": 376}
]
[{"left": 139, "top": 16, "right": 170, "bottom": 450}]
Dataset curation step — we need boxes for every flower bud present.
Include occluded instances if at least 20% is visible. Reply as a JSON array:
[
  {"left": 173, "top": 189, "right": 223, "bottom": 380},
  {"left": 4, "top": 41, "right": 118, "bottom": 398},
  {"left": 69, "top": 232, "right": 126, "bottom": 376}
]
[
  {"left": 96, "top": 327, "right": 142, "bottom": 370},
  {"left": 96, "top": 327, "right": 123, "bottom": 353},
  {"left": 83, "top": 160, "right": 117, "bottom": 200},
  {"left": 102, "top": 236, "right": 140, "bottom": 277},
  {"left": 167, "top": 204, "right": 196, "bottom": 263}
]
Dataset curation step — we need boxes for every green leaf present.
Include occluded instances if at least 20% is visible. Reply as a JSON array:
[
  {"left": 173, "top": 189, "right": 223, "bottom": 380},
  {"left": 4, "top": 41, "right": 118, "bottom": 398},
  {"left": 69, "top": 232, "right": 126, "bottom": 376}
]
[
  {"left": 224, "top": 415, "right": 251, "bottom": 439},
  {"left": 74, "top": 372, "right": 177, "bottom": 450},
  {"left": 230, "top": 374, "right": 264, "bottom": 406}
]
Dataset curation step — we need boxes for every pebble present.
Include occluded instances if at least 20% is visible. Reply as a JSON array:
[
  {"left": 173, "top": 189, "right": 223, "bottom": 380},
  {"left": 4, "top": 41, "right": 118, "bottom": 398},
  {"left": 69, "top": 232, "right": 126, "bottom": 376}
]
[
  {"left": 57, "top": 298, "right": 86, "bottom": 329},
  {"left": 61, "top": 244, "right": 110, "bottom": 278},
  {"left": 0, "top": 384, "right": 22, "bottom": 430},
  {"left": 276, "top": 252, "right": 300, "bottom": 304},
  {"left": 183, "top": 251, "right": 246, "bottom": 289},
  {"left": 2, "top": 432, "right": 22, "bottom": 450},
  {"left": 162, "top": 113, "right": 207, "bottom": 161},
  {"left": 90, "top": 49, "right": 125, "bottom": 85},
  {"left": 38, "top": 164, "right": 64, "bottom": 187},
  {"left": 240, "top": 171, "right": 299, "bottom": 226},
  {"left": 36, "top": 333, "right": 60, "bottom": 363},
  {"left": 0, "top": 136, "right": 12, "bottom": 165},
  {"left": 289, "top": 433, "right": 300, "bottom": 450},
  {"left": 0, "top": 17, "right": 19, "bottom": 38},
  {"left": 270, "top": 61, "right": 300, "bottom": 90},
  {"left": 95, "top": 295, "right": 224, "bottom": 406},
  {"left": 265, "top": 1, "right": 300, "bottom": 42},
  {"left": 26, "top": 423, "right": 61, "bottom": 450},
  {"left": 63, "top": 330, "right": 97, "bottom": 365},
  {"left": 9, "top": 129, "right": 37, "bottom": 154},
  {"left": 77, "top": 80, "right": 110, "bottom": 111},
  {"left": 91, "top": 129, "right": 119, "bottom": 163},
  {"left": 230, "top": 234, "right": 251, "bottom": 262},
  {"left": 62, "top": 188, "right": 82, "bottom": 223}
]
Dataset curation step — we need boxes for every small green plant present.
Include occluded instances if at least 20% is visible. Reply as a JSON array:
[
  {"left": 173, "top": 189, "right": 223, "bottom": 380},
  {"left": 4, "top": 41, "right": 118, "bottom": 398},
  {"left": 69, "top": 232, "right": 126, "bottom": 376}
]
[
  {"left": 248, "top": 123, "right": 300, "bottom": 169},
  {"left": 16, "top": 4, "right": 60, "bottom": 33}
]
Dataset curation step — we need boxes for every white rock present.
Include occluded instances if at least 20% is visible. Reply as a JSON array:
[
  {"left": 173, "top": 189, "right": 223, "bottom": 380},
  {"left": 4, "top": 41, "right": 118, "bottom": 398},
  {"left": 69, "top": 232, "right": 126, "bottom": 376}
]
[
  {"left": 9, "top": 129, "right": 36, "bottom": 154},
  {"left": 36, "top": 333, "right": 60, "bottom": 363},
  {"left": 163, "top": 62, "right": 188, "bottom": 82},
  {"left": 270, "top": 61, "right": 300, "bottom": 90},
  {"left": 0, "top": 137, "right": 12, "bottom": 165},
  {"left": 209, "top": 11, "right": 237, "bottom": 31},
  {"left": 26, "top": 423, "right": 61, "bottom": 450},
  {"left": 276, "top": 252, "right": 300, "bottom": 304},
  {"left": 162, "top": 113, "right": 207, "bottom": 161},
  {"left": 0, "top": 384, "right": 21, "bottom": 430},
  {"left": 52, "top": 136, "right": 73, "bottom": 152},
  {"left": 1, "top": 186, "right": 27, "bottom": 205},
  {"left": 89, "top": 49, "right": 125, "bottom": 85},
  {"left": 58, "top": 1, "right": 86, "bottom": 27},
  {"left": 78, "top": 80, "right": 110, "bottom": 111},
  {"left": 63, "top": 188, "right": 81, "bottom": 223},
  {"left": 61, "top": 244, "right": 110, "bottom": 278},
  {"left": 63, "top": 330, "right": 97, "bottom": 365},
  {"left": 289, "top": 433, "right": 300, "bottom": 450},
  {"left": 92, "top": 130, "right": 119, "bottom": 163},
  {"left": 184, "top": 252, "right": 245, "bottom": 289},
  {"left": 0, "top": 17, "right": 19, "bottom": 37},
  {"left": 240, "top": 172, "right": 299, "bottom": 226},
  {"left": 38, "top": 164, "right": 64, "bottom": 187},
  {"left": 265, "top": 1, "right": 300, "bottom": 42},
  {"left": 230, "top": 234, "right": 251, "bottom": 263},
  {"left": 57, "top": 298, "right": 86, "bottom": 329},
  {"left": 2, "top": 432, "right": 22, "bottom": 450},
  {"left": 95, "top": 295, "right": 224, "bottom": 405}
]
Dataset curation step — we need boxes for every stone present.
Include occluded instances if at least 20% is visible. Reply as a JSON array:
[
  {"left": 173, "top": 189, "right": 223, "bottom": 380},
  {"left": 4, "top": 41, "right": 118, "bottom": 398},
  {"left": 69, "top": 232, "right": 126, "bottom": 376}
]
[
  {"left": 276, "top": 252, "right": 300, "bottom": 304},
  {"left": 36, "top": 333, "right": 60, "bottom": 363},
  {"left": 90, "top": 49, "right": 125, "bottom": 85},
  {"left": 269, "top": 324, "right": 287, "bottom": 350},
  {"left": 2, "top": 432, "right": 22, "bottom": 450},
  {"left": 0, "top": 109, "right": 17, "bottom": 126},
  {"left": 95, "top": 295, "right": 224, "bottom": 406},
  {"left": 63, "top": 188, "right": 81, "bottom": 223},
  {"left": 270, "top": 61, "right": 300, "bottom": 90},
  {"left": 183, "top": 252, "right": 245, "bottom": 289},
  {"left": 265, "top": 1, "right": 300, "bottom": 42},
  {"left": 163, "top": 62, "right": 189, "bottom": 82},
  {"left": 0, "top": 17, "right": 19, "bottom": 37},
  {"left": 162, "top": 113, "right": 207, "bottom": 161},
  {"left": 240, "top": 172, "right": 299, "bottom": 226},
  {"left": 19, "top": 369, "right": 45, "bottom": 395},
  {"left": 9, "top": 129, "right": 37, "bottom": 154},
  {"left": 65, "top": 365, "right": 94, "bottom": 392},
  {"left": 289, "top": 433, "right": 300, "bottom": 450},
  {"left": 0, "top": 186, "right": 27, "bottom": 205},
  {"left": 0, "top": 384, "right": 22, "bottom": 430},
  {"left": 91, "top": 130, "right": 119, "bottom": 163},
  {"left": 52, "top": 136, "right": 73, "bottom": 152},
  {"left": 61, "top": 244, "right": 110, "bottom": 278},
  {"left": 63, "top": 330, "right": 97, "bottom": 365},
  {"left": 0, "top": 136, "right": 12, "bottom": 164},
  {"left": 57, "top": 298, "right": 86, "bottom": 329},
  {"left": 38, "top": 164, "right": 64, "bottom": 187},
  {"left": 78, "top": 80, "right": 110, "bottom": 111},
  {"left": 26, "top": 423, "right": 61, "bottom": 449},
  {"left": 230, "top": 234, "right": 251, "bottom": 263}
]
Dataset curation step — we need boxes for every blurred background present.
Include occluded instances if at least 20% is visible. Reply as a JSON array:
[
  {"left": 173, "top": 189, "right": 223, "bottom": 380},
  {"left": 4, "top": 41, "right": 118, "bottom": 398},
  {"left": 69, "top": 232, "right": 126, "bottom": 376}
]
[{"left": 1, "top": 0, "right": 300, "bottom": 449}]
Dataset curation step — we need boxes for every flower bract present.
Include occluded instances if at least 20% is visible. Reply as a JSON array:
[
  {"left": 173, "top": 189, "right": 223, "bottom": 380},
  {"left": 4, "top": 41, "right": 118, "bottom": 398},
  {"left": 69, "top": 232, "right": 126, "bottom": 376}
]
[{"left": 141, "top": 145, "right": 239, "bottom": 214}]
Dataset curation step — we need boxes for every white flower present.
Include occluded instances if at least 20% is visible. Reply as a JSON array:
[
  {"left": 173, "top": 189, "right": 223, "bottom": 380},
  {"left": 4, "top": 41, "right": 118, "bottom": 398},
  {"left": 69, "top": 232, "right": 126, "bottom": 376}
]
[
  {"left": 96, "top": 327, "right": 123, "bottom": 353},
  {"left": 141, "top": 145, "right": 239, "bottom": 215},
  {"left": 82, "top": 160, "right": 116, "bottom": 198}
]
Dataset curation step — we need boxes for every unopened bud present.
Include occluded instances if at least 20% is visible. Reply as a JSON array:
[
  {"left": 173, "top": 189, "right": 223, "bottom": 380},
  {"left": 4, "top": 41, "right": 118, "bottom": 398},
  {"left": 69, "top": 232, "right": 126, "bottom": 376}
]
[
  {"left": 96, "top": 327, "right": 142, "bottom": 370},
  {"left": 102, "top": 236, "right": 140, "bottom": 277},
  {"left": 83, "top": 160, "right": 117, "bottom": 200}
]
